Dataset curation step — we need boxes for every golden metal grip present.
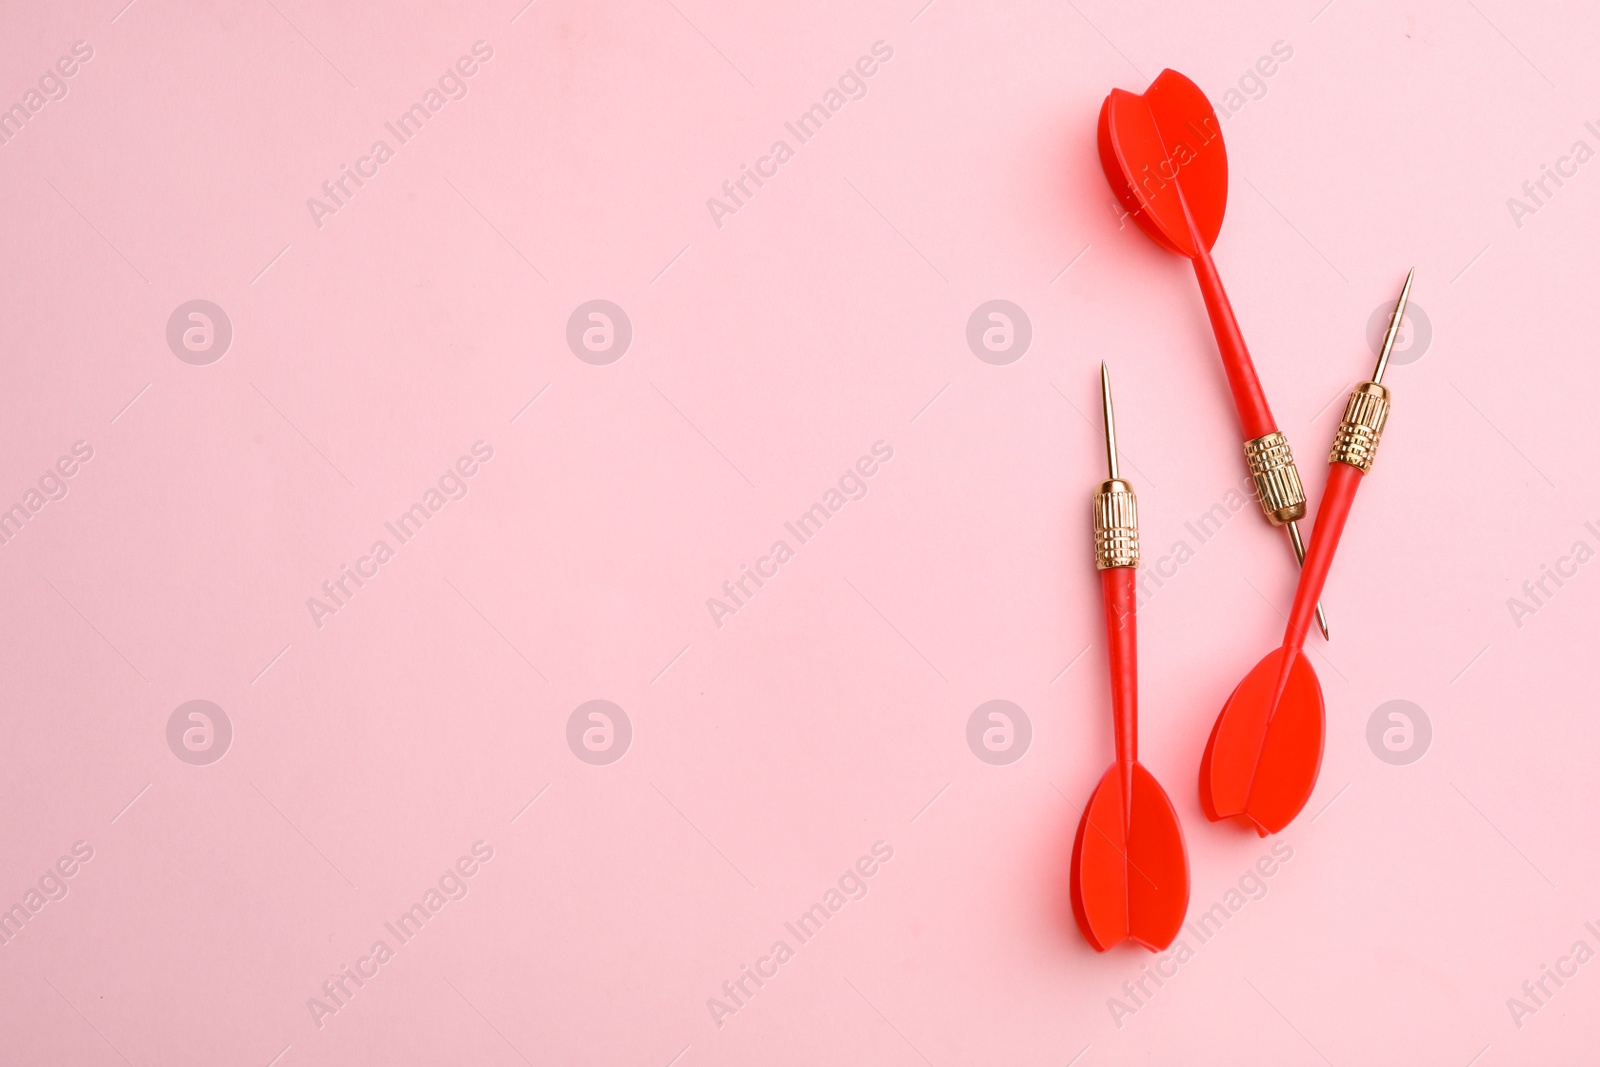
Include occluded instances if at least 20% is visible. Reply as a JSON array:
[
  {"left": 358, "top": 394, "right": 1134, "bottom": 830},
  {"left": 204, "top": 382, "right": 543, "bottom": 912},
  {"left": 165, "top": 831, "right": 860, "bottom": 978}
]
[
  {"left": 1244, "top": 431, "right": 1308, "bottom": 526},
  {"left": 1330, "top": 381, "right": 1390, "bottom": 472},
  {"left": 1093, "top": 478, "right": 1139, "bottom": 570}
]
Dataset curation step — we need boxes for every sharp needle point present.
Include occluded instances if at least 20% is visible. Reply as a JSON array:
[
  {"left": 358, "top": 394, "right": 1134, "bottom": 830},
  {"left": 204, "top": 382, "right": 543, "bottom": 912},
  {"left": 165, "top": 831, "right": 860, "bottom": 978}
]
[
  {"left": 1100, "top": 362, "right": 1118, "bottom": 480},
  {"left": 1373, "top": 268, "right": 1414, "bottom": 384}
]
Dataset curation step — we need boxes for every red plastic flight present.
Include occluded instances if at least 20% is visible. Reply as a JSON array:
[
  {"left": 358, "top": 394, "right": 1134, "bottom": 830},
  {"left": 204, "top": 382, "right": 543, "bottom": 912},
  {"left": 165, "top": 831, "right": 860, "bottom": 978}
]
[
  {"left": 1071, "top": 364, "right": 1189, "bottom": 952},
  {"left": 1200, "top": 271, "right": 1414, "bottom": 835},
  {"left": 1098, "top": 69, "right": 1327, "bottom": 639}
]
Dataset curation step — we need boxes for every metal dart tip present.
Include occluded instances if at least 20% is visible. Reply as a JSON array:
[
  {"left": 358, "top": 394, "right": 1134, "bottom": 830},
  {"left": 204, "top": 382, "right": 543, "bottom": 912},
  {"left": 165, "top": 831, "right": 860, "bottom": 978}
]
[
  {"left": 1100, "top": 362, "right": 1119, "bottom": 480},
  {"left": 1373, "top": 268, "right": 1415, "bottom": 385}
]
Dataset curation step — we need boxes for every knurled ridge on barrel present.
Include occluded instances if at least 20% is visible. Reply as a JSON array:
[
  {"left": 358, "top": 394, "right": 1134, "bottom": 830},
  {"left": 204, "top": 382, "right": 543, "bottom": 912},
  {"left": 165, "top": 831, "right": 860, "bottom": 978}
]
[
  {"left": 1330, "top": 381, "right": 1391, "bottom": 472},
  {"left": 1093, "top": 479, "right": 1138, "bottom": 570},
  {"left": 1244, "top": 431, "right": 1307, "bottom": 526}
]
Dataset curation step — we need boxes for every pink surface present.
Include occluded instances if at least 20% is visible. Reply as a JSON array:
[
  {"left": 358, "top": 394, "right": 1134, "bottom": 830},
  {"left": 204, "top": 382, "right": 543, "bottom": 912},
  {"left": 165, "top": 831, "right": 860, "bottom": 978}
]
[{"left": 1, "top": 0, "right": 1596, "bottom": 1063}]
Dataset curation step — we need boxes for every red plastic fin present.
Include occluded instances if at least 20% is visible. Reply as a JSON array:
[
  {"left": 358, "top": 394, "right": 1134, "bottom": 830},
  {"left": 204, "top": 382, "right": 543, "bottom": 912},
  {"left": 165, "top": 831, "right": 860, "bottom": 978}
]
[
  {"left": 1200, "top": 647, "right": 1324, "bottom": 835},
  {"left": 1072, "top": 762, "right": 1190, "bottom": 951}
]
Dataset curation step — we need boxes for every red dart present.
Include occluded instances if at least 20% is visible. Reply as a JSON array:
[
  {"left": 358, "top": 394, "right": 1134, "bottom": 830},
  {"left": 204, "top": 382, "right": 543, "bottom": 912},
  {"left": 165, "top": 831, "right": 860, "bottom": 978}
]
[
  {"left": 1071, "top": 364, "right": 1189, "bottom": 952},
  {"left": 1098, "top": 68, "right": 1328, "bottom": 640},
  {"left": 1200, "top": 271, "right": 1414, "bottom": 835}
]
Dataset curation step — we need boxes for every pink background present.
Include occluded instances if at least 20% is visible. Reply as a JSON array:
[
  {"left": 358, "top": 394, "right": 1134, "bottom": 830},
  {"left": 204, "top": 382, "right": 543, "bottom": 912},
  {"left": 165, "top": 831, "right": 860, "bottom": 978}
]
[{"left": 2, "top": 0, "right": 1597, "bottom": 1063}]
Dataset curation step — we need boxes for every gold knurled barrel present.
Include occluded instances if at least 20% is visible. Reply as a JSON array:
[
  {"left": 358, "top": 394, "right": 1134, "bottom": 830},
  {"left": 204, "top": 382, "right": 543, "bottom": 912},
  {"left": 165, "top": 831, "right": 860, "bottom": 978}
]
[
  {"left": 1330, "top": 381, "right": 1390, "bottom": 472},
  {"left": 1093, "top": 478, "right": 1138, "bottom": 570},
  {"left": 1243, "top": 431, "right": 1307, "bottom": 526}
]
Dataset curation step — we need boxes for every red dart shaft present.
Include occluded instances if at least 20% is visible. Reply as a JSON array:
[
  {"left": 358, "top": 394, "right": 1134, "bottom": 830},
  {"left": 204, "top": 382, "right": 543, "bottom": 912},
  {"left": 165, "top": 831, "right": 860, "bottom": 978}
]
[
  {"left": 1190, "top": 245, "right": 1276, "bottom": 441},
  {"left": 1282, "top": 462, "right": 1361, "bottom": 656},
  {"left": 1102, "top": 567, "right": 1138, "bottom": 770},
  {"left": 1270, "top": 371, "right": 1395, "bottom": 705}
]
